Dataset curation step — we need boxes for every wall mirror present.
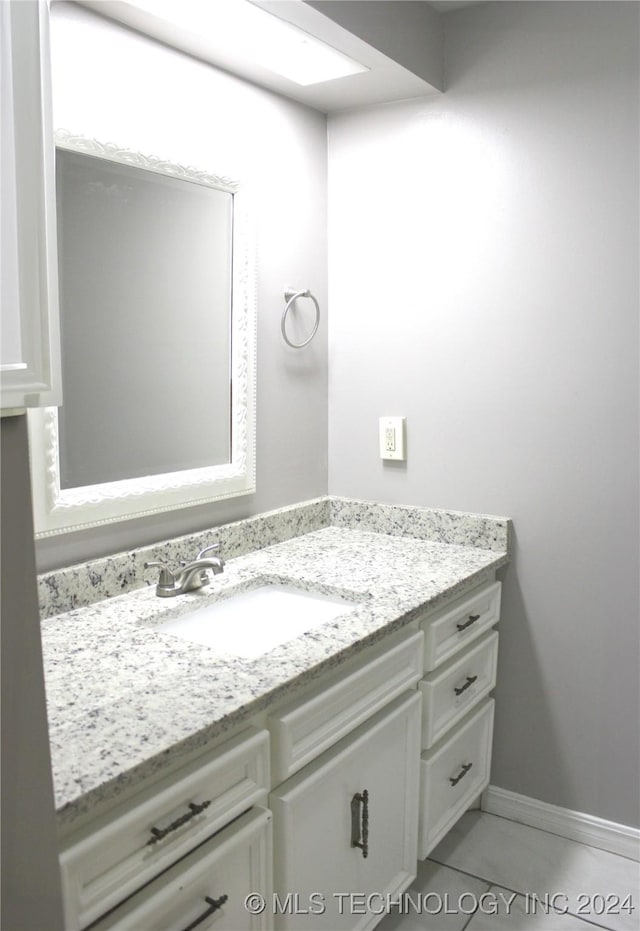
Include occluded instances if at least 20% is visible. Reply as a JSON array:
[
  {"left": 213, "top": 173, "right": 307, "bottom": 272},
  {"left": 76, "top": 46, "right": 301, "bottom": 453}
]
[{"left": 28, "top": 130, "right": 255, "bottom": 537}]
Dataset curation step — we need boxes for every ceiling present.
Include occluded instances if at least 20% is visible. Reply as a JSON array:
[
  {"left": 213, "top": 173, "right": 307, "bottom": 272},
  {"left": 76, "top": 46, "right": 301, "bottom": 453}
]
[{"left": 71, "top": 0, "right": 447, "bottom": 113}]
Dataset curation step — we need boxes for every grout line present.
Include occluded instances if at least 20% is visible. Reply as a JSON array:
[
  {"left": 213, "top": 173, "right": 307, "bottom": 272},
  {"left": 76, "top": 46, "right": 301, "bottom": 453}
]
[
  {"left": 479, "top": 884, "right": 617, "bottom": 931},
  {"left": 424, "top": 861, "right": 626, "bottom": 931},
  {"left": 460, "top": 907, "right": 481, "bottom": 931},
  {"left": 568, "top": 916, "right": 625, "bottom": 931},
  {"left": 422, "top": 814, "right": 637, "bottom": 931},
  {"left": 437, "top": 874, "right": 625, "bottom": 931},
  {"left": 415, "top": 862, "right": 492, "bottom": 931},
  {"left": 481, "top": 807, "right": 640, "bottom": 864},
  {"left": 426, "top": 855, "right": 500, "bottom": 891},
  {"left": 429, "top": 810, "right": 637, "bottom": 878}
]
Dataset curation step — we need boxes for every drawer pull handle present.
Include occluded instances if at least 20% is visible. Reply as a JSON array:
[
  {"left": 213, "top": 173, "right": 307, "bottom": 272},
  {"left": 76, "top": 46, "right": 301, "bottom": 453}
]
[
  {"left": 350, "top": 789, "right": 369, "bottom": 858},
  {"left": 182, "top": 895, "right": 228, "bottom": 931},
  {"left": 457, "top": 614, "right": 480, "bottom": 632},
  {"left": 147, "top": 800, "right": 212, "bottom": 846},
  {"left": 454, "top": 675, "right": 478, "bottom": 696},
  {"left": 449, "top": 763, "right": 473, "bottom": 786}
]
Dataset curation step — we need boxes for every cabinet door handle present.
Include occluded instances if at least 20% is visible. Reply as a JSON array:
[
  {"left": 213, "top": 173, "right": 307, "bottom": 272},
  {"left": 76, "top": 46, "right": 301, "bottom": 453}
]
[
  {"left": 146, "top": 800, "right": 212, "bottom": 846},
  {"left": 350, "top": 789, "right": 369, "bottom": 858},
  {"left": 449, "top": 762, "right": 473, "bottom": 786},
  {"left": 457, "top": 614, "right": 480, "bottom": 632},
  {"left": 454, "top": 674, "right": 478, "bottom": 696},
  {"left": 181, "top": 895, "right": 228, "bottom": 931}
]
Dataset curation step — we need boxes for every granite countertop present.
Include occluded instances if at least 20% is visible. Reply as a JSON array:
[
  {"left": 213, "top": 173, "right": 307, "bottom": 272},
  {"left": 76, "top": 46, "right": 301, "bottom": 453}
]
[{"left": 39, "top": 498, "right": 510, "bottom": 828}]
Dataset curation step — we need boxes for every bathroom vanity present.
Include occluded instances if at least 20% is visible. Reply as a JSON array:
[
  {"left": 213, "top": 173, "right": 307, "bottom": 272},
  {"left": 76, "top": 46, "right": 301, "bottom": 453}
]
[{"left": 39, "top": 497, "right": 510, "bottom": 930}]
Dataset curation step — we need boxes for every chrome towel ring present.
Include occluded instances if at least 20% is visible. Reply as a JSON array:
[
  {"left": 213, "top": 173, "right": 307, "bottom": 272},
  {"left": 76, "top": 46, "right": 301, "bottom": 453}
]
[{"left": 282, "top": 288, "right": 320, "bottom": 349}]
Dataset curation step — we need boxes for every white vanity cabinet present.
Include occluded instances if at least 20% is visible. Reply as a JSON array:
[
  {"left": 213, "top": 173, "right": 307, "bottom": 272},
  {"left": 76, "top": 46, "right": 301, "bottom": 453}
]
[
  {"left": 416, "top": 580, "right": 501, "bottom": 858},
  {"left": 267, "top": 629, "right": 424, "bottom": 931},
  {"left": 270, "top": 692, "right": 421, "bottom": 931},
  {"left": 58, "top": 630, "right": 424, "bottom": 931},
  {"left": 59, "top": 727, "right": 271, "bottom": 931},
  {"left": 56, "top": 579, "right": 504, "bottom": 931}
]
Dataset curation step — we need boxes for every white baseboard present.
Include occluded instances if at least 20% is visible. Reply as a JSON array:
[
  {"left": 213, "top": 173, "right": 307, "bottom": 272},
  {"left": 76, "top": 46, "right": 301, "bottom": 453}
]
[{"left": 482, "top": 785, "right": 640, "bottom": 861}]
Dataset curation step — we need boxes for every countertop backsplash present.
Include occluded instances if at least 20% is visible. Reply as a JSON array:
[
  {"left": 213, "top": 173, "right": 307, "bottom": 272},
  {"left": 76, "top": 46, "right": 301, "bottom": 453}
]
[
  {"left": 37, "top": 498, "right": 330, "bottom": 619},
  {"left": 38, "top": 496, "right": 510, "bottom": 620}
]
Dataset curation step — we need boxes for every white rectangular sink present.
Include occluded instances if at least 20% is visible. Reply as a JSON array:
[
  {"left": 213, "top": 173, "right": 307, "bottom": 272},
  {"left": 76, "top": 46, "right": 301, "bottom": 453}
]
[{"left": 156, "top": 583, "right": 359, "bottom": 659}]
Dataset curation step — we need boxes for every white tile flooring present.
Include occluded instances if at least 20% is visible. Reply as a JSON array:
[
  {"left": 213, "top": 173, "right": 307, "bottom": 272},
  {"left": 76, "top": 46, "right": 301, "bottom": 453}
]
[{"left": 377, "top": 812, "right": 640, "bottom": 931}]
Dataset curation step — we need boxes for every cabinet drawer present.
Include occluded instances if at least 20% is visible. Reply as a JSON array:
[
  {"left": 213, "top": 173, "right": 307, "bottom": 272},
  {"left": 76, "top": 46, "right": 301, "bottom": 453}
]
[
  {"left": 418, "top": 699, "right": 494, "bottom": 859},
  {"left": 92, "top": 806, "right": 272, "bottom": 931},
  {"left": 269, "top": 629, "right": 423, "bottom": 783},
  {"left": 61, "top": 727, "right": 270, "bottom": 931},
  {"left": 420, "top": 581, "right": 501, "bottom": 672},
  {"left": 419, "top": 631, "right": 498, "bottom": 749}
]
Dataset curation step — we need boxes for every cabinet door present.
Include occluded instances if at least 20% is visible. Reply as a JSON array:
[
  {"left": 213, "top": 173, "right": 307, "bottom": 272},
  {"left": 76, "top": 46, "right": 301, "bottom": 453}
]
[
  {"left": 270, "top": 692, "right": 421, "bottom": 931},
  {"left": 1, "top": 0, "right": 61, "bottom": 412}
]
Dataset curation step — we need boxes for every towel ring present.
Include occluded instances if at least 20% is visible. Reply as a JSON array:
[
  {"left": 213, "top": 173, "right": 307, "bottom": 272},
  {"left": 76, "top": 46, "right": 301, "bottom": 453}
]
[{"left": 282, "top": 288, "right": 320, "bottom": 349}]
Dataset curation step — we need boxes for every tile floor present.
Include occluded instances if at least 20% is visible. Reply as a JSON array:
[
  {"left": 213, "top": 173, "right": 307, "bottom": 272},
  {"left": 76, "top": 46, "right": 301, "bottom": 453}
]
[{"left": 377, "top": 812, "right": 640, "bottom": 931}]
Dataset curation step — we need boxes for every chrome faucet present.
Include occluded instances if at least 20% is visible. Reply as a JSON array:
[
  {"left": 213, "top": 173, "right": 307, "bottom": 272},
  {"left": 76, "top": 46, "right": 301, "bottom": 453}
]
[{"left": 145, "top": 544, "right": 225, "bottom": 598}]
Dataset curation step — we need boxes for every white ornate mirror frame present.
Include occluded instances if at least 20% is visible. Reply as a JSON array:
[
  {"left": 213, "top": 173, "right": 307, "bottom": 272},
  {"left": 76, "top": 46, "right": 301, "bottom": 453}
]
[{"left": 28, "top": 131, "right": 256, "bottom": 537}]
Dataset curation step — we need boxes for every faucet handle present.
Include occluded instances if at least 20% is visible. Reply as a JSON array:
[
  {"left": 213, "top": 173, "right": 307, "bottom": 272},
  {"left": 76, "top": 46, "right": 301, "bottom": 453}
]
[
  {"left": 144, "top": 561, "right": 176, "bottom": 590},
  {"left": 196, "top": 543, "right": 222, "bottom": 560}
]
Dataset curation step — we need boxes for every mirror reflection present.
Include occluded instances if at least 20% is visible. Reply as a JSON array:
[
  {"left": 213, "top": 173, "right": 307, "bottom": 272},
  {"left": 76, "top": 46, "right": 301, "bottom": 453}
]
[
  {"left": 28, "top": 132, "right": 256, "bottom": 538},
  {"left": 55, "top": 146, "right": 233, "bottom": 489}
]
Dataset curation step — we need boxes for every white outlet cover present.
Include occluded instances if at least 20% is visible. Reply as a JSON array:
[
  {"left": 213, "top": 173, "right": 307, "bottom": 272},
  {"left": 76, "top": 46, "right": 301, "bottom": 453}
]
[{"left": 379, "top": 416, "right": 406, "bottom": 461}]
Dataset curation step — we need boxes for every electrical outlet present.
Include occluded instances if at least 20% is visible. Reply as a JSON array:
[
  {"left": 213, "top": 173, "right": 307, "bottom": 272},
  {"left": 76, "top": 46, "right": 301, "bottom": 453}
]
[
  {"left": 384, "top": 426, "right": 396, "bottom": 452},
  {"left": 379, "top": 417, "right": 406, "bottom": 461}
]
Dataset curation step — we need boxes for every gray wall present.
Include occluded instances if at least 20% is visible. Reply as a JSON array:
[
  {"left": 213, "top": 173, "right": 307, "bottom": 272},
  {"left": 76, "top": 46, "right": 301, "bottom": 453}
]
[
  {"left": 37, "top": 2, "right": 329, "bottom": 571},
  {"left": 1, "top": 416, "right": 64, "bottom": 931},
  {"left": 327, "top": 1, "right": 639, "bottom": 827}
]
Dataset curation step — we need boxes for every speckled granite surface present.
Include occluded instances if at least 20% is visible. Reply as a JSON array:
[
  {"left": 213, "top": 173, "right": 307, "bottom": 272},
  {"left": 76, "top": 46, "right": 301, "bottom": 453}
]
[
  {"left": 38, "top": 498, "right": 331, "bottom": 620},
  {"left": 39, "top": 499, "right": 510, "bottom": 828},
  {"left": 38, "top": 496, "right": 509, "bottom": 619},
  {"left": 329, "top": 497, "right": 510, "bottom": 552}
]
